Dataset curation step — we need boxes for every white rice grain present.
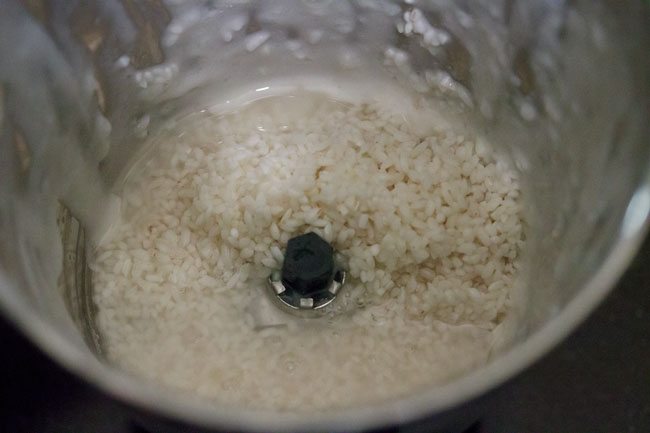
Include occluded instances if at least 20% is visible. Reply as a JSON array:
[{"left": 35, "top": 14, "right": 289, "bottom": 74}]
[{"left": 92, "top": 92, "right": 524, "bottom": 412}]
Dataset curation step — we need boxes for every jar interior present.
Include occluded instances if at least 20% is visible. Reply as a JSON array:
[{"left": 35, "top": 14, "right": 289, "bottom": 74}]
[{"left": 1, "top": 0, "right": 649, "bottom": 417}]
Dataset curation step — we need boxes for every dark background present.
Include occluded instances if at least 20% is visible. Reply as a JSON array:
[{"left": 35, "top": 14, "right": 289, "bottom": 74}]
[{"left": 1, "top": 238, "right": 649, "bottom": 433}]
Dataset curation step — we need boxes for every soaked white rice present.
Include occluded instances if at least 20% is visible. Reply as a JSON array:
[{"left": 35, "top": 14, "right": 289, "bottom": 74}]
[{"left": 91, "top": 93, "right": 524, "bottom": 411}]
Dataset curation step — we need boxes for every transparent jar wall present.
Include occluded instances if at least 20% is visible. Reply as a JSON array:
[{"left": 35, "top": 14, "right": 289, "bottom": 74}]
[{"left": 1, "top": 0, "right": 649, "bottom": 402}]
